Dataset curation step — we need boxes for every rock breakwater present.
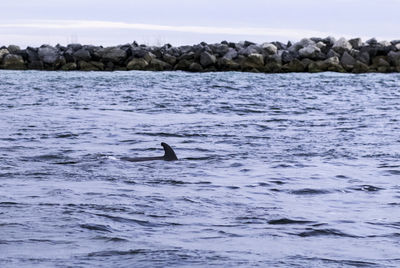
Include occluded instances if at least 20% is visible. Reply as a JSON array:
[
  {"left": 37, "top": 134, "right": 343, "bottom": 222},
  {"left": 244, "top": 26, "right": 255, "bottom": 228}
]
[{"left": 1, "top": 37, "right": 400, "bottom": 73}]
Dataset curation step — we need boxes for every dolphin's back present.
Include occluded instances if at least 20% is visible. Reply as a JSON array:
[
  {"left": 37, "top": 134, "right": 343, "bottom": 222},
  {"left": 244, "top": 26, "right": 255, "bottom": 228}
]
[
  {"left": 121, "top": 156, "right": 164, "bottom": 162},
  {"left": 122, "top": 142, "right": 178, "bottom": 162}
]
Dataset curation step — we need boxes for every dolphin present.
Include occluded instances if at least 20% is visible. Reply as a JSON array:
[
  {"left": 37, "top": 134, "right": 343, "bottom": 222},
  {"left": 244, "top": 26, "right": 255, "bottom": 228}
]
[{"left": 121, "top": 142, "right": 178, "bottom": 162}]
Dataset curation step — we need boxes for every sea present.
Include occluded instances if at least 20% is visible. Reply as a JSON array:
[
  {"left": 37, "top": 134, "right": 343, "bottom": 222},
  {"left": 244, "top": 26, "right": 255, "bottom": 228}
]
[{"left": 0, "top": 70, "right": 399, "bottom": 267}]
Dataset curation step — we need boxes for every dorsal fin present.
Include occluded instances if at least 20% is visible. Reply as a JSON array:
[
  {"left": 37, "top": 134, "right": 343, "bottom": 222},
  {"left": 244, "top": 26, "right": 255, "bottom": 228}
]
[{"left": 161, "top": 142, "right": 178, "bottom": 161}]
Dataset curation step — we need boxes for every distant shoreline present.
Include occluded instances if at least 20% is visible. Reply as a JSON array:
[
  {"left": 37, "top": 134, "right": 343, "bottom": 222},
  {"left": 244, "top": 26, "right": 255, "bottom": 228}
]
[{"left": 1, "top": 37, "right": 400, "bottom": 73}]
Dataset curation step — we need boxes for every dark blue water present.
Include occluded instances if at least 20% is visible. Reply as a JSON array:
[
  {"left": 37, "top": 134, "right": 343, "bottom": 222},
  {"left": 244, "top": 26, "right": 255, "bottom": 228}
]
[{"left": 1, "top": 70, "right": 400, "bottom": 267}]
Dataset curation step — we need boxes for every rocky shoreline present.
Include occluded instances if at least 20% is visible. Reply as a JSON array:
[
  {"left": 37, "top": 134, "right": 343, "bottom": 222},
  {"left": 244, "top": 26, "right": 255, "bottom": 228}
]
[{"left": 1, "top": 37, "right": 400, "bottom": 73}]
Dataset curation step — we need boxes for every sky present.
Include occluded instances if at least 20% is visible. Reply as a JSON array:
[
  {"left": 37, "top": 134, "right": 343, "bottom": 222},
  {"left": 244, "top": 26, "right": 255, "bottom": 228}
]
[{"left": 0, "top": 0, "right": 399, "bottom": 47}]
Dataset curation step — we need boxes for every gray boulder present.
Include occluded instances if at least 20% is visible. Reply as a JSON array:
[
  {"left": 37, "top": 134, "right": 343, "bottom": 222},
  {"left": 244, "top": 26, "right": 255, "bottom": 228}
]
[
  {"left": 211, "top": 44, "right": 230, "bottom": 57},
  {"left": 28, "top": 61, "right": 44, "bottom": 70},
  {"left": 15, "top": 49, "right": 28, "bottom": 62},
  {"left": 352, "top": 61, "right": 370, "bottom": 73},
  {"left": 281, "top": 51, "right": 298, "bottom": 64},
  {"left": 7, "top": 45, "right": 21, "bottom": 54},
  {"left": 148, "top": 59, "right": 172, "bottom": 71},
  {"left": 131, "top": 47, "right": 147, "bottom": 58},
  {"left": 243, "top": 40, "right": 256, "bottom": 47},
  {"left": 307, "top": 61, "right": 325, "bottom": 73},
  {"left": 372, "top": 56, "right": 390, "bottom": 66},
  {"left": 217, "top": 58, "right": 241, "bottom": 71},
  {"left": 190, "top": 44, "right": 206, "bottom": 57},
  {"left": 310, "top": 37, "right": 323, "bottom": 43},
  {"left": 143, "top": 52, "right": 156, "bottom": 63},
  {"left": 326, "top": 49, "right": 340, "bottom": 59},
  {"left": 0, "top": 48, "right": 9, "bottom": 62},
  {"left": 341, "top": 51, "right": 356, "bottom": 69},
  {"left": 55, "top": 44, "right": 67, "bottom": 52},
  {"left": 2, "top": 54, "right": 25, "bottom": 69},
  {"left": 223, "top": 48, "right": 238, "bottom": 60},
  {"left": 357, "top": 51, "right": 370, "bottom": 65},
  {"left": 372, "top": 57, "right": 391, "bottom": 72},
  {"left": 308, "top": 56, "right": 344, "bottom": 73},
  {"left": 366, "top": 38, "right": 378, "bottom": 46},
  {"left": 282, "top": 59, "right": 305, "bottom": 72},
  {"left": 322, "top": 36, "right": 336, "bottom": 47},
  {"left": 349, "top": 49, "right": 360, "bottom": 59},
  {"left": 100, "top": 47, "right": 127, "bottom": 64},
  {"left": 38, "top": 45, "right": 60, "bottom": 64},
  {"left": 316, "top": 41, "right": 327, "bottom": 50},
  {"left": 67, "top": 43, "right": 83, "bottom": 51},
  {"left": 189, "top": 62, "right": 203, "bottom": 72},
  {"left": 325, "top": 56, "right": 345, "bottom": 72},
  {"left": 60, "top": 62, "right": 77, "bottom": 71},
  {"left": 348, "top": 38, "right": 363, "bottom": 49},
  {"left": 150, "top": 46, "right": 164, "bottom": 59},
  {"left": 378, "top": 41, "right": 393, "bottom": 55},
  {"left": 271, "top": 41, "right": 286, "bottom": 50},
  {"left": 261, "top": 43, "right": 277, "bottom": 55},
  {"left": 162, "top": 54, "right": 177, "bottom": 65},
  {"left": 239, "top": 44, "right": 262, "bottom": 56},
  {"left": 264, "top": 62, "right": 283, "bottom": 73},
  {"left": 149, "top": 46, "right": 163, "bottom": 57},
  {"left": 174, "top": 59, "right": 192, "bottom": 71},
  {"left": 73, "top": 48, "right": 92, "bottom": 61},
  {"left": 178, "top": 45, "right": 193, "bottom": 54},
  {"left": 91, "top": 61, "right": 105, "bottom": 70},
  {"left": 25, "top": 47, "right": 39, "bottom": 61},
  {"left": 332, "top": 38, "right": 352, "bottom": 54},
  {"left": 388, "top": 51, "right": 400, "bottom": 66},
  {"left": 26, "top": 47, "right": 43, "bottom": 69},
  {"left": 79, "top": 61, "right": 104, "bottom": 71},
  {"left": 325, "top": 56, "right": 340, "bottom": 66},
  {"left": 200, "top": 51, "right": 217, "bottom": 67},
  {"left": 166, "top": 47, "right": 181, "bottom": 57},
  {"left": 126, "top": 58, "right": 148, "bottom": 70},
  {"left": 298, "top": 45, "right": 322, "bottom": 59},
  {"left": 301, "top": 58, "right": 314, "bottom": 69},
  {"left": 289, "top": 38, "right": 315, "bottom": 52},
  {"left": 63, "top": 48, "right": 75, "bottom": 62},
  {"left": 241, "top": 53, "right": 264, "bottom": 70},
  {"left": 360, "top": 46, "right": 379, "bottom": 58},
  {"left": 266, "top": 51, "right": 283, "bottom": 65},
  {"left": 298, "top": 38, "right": 315, "bottom": 47},
  {"left": 179, "top": 52, "right": 195, "bottom": 61},
  {"left": 120, "top": 43, "right": 133, "bottom": 55}
]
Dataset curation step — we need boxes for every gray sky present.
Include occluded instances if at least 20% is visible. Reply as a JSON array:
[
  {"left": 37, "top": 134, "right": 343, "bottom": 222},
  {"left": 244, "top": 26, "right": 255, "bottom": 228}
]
[{"left": 1, "top": 0, "right": 399, "bottom": 47}]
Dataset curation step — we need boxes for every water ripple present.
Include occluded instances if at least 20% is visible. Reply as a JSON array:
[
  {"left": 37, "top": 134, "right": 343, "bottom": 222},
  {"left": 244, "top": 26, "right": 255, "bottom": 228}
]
[{"left": 1, "top": 71, "right": 399, "bottom": 267}]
